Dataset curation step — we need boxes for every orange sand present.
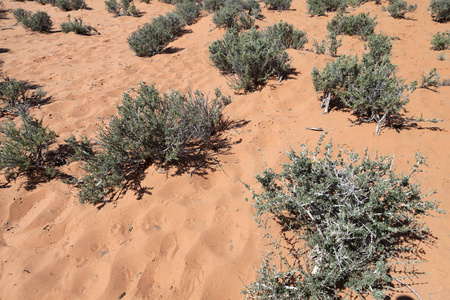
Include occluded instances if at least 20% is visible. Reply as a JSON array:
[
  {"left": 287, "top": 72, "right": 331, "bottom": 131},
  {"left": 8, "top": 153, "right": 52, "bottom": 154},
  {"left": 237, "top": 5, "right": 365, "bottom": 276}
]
[{"left": 0, "top": 0, "right": 449, "bottom": 299}]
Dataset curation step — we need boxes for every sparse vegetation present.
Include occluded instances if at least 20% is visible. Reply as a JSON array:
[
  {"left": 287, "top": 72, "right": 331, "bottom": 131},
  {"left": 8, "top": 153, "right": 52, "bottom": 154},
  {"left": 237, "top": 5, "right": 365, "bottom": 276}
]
[
  {"left": 46, "top": 0, "right": 88, "bottom": 11},
  {"left": 430, "top": 30, "right": 450, "bottom": 50},
  {"left": 128, "top": 12, "right": 183, "bottom": 57},
  {"left": 68, "top": 83, "right": 231, "bottom": 204},
  {"left": 420, "top": 68, "right": 440, "bottom": 89},
  {"left": 0, "top": 77, "right": 47, "bottom": 116},
  {"left": 61, "top": 15, "right": 99, "bottom": 35},
  {"left": 306, "top": 0, "right": 347, "bottom": 16},
  {"left": 429, "top": 0, "right": 450, "bottom": 22},
  {"left": 105, "top": 0, "right": 139, "bottom": 16},
  {"left": 0, "top": 111, "right": 59, "bottom": 181},
  {"left": 382, "top": 0, "right": 417, "bottom": 18},
  {"left": 243, "top": 135, "right": 441, "bottom": 299},
  {"left": 438, "top": 52, "right": 446, "bottom": 60},
  {"left": 327, "top": 12, "right": 377, "bottom": 41},
  {"left": 209, "top": 27, "right": 292, "bottom": 90},
  {"left": 13, "top": 8, "right": 53, "bottom": 32},
  {"left": 263, "top": 0, "right": 292, "bottom": 11},
  {"left": 212, "top": 0, "right": 260, "bottom": 30}
]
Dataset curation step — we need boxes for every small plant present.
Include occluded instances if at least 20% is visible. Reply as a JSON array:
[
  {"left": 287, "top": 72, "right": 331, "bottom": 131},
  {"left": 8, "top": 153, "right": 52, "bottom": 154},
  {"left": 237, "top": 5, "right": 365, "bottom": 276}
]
[
  {"left": 264, "top": 21, "right": 308, "bottom": 50},
  {"left": 313, "top": 39, "right": 326, "bottom": 54},
  {"left": 429, "top": 0, "right": 450, "bottom": 22},
  {"left": 46, "top": 0, "right": 88, "bottom": 11},
  {"left": 0, "top": 111, "right": 59, "bottom": 181},
  {"left": 174, "top": 0, "right": 201, "bottom": 25},
  {"left": 419, "top": 68, "right": 440, "bottom": 89},
  {"left": 438, "top": 52, "right": 446, "bottom": 60},
  {"left": 382, "top": 0, "right": 417, "bottom": 18},
  {"left": 243, "top": 135, "right": 441, "bottom": 299},
  {"left": 0, "top": 77, "right": 47, "bottom": 116},
  {"left": 212, "top": 0, "right": 259, "bottom": 30},
  {"left": 68, "top": 83, "right": 231, "bottom": 204},
  {"left": 105, "top": 0, "right": 139, "bottom": 16},
  {"left": 128, "top": 12, "right": 183, "bottom": 57},
  {"left": 307, "top": 0, "right": 347, "bottom": 16},
  {"left": 13, "top": 8, "right": 53, "bottom": 32},
  {"left": 327, "top": 12, "right": 377, "bottom": 41},
  {"left": 312, "top": 33, "right": 342, "bottom": 56},
  {"left": 263, "top": 0, "right": 292, "bottom": 11},
  {"left": 430, "top": 30, "right": 450, "bottom": 50},
  {"left": 209, "top": 28, "right": 292, "bottom": 90},
  {"left": 61, "top": 15, "right": 99, "bottom": 35}
]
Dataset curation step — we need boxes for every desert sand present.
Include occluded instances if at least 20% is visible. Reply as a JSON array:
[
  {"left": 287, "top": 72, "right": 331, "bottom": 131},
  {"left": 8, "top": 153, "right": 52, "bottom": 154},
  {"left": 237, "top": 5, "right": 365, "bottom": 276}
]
[{"left": 0, "top": 0, "right": 449, "bottom": 299}]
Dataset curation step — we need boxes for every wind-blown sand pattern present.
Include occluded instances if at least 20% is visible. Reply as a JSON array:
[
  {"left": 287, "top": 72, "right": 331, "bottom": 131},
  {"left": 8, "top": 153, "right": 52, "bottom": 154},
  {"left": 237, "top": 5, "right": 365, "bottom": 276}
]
[{"left": 0, "top": 0, "right": 449, "bottom": 299}]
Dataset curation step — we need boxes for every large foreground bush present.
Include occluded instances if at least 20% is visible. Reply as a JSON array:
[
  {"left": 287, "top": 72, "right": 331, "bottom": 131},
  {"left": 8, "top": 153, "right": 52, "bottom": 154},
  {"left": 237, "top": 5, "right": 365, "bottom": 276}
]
[
  {"left": 68, "top": 83, "right": 231, "bottom": 203},
  {"left": 244, "top": 136, "right": 441, "bottom": 299}
]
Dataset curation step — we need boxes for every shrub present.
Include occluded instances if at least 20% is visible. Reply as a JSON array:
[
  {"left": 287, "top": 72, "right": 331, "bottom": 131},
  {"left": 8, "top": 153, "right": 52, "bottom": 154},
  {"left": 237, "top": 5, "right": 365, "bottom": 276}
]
[
  {"left": 306, "top": 0, "right": 347, "bottom": 16},
  {"left": 0, "top": 77, "right": 47, "bottom": 116},
  {"left": 0, "top": 112, "right": 59, "bottom": 180},
  {"left": 61, "top": 15, "right": 99, "bottom": 35},
  {"left": 46, "top": 0, "right": 88, "bottom": 11},
  {"left": 365, "top": 32, "right": 392, "bottom": 62},
  {"left": 209, "top": 28, "right": 291, "bottom": 90},
  {"left": 264, "top": 21, "right": 308, "bottom": 50},
  {"left": 128, "top": 12, "right": 182, "bottom": 56},
  {"left": 327, "top": 12, "right": 377, "bottom": 41},
  {"left": 438, "top": 52, "right": 446, "bottom": 60},
  {"left": 419, "top": 68, "right": 440, "bottom": 89},
  {"left": 430, "top": 30, "right": 450, "bottom": 50},
  {"left": 174, "top": 0, "right": 201, "bottom": 25},
  {"left": 382, "top": 0, "right": 417, "bottom": 18},
  {"left": 243, "top": 135, "right": 441, "bottom": 299},
  {"left": 212, "top": 0, "right": 256, "bottom": 30},
  {"left": 263, "top": 0, "right": 292, "bottom": 11},
  {"left": 141, "top": 0, "right": 150, "bottom": 3},
  {"left": 68, "top": 83, "right": 231, "bottom": 203},
  {"left": 105, "top": 0, "right": 139, "bottom": 16},
  {"left": 203, "top": 0, "right": 225, "bottom": 11},
  {"left": 13, "top": 9, "right": 53, "bottom": 32},
  {"left": 429, "top": 0, "right": 450, "bottom": 22}
]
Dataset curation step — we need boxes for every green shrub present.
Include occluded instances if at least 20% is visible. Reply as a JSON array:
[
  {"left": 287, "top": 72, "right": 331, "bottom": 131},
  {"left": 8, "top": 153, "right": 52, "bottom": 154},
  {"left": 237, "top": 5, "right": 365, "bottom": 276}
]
[
  {"left": 429, "top": 0, "right": 450, "bottom": 22},
  {"left": 203, "top": 0, "right": 225, "bottom": 11},
  {"left": 105, "top": 0, "right": 139, "bottom": 16},
  {"left": 0, "top": 77, "right": 47, "bottom": 116},
  {"left": 212, "top": 0, "right": 256, "bottom": 30},
  {"left": 243, "top": 135, "right": 441, "bottom": 299},
  {"left": 365, "top": 32, "right": 392, "bottom": 62},
  {"left": 47, "top": 0, "right": 88, "bottom": 11},
  {"left": 264, "top": 21, "right": 308, "bottom": 50},
  {"left": 128, "top": 12, "right": 182, "bottom": 57},
  {"left": 13, "top": 9, "right": 53, "bottom": 32},
  {"left": 419, "top": 68, "right": 440, "bottom": 89},
  {"left": 438, "top": 52, "right": 446, "bottom": 60},
  {"left": 263, "top": 0, "right": 292, "bottom": 11},
  {"left": 382, "top": 0, "right": 417, "bottom": 18},
  {"left": 313, "top": 39, "right": 326, "bottom": 54},
  {"left": 430, "top": 30, "right": 450, "bottom": 50},
  {"left": 175, "top": 0, "right": 201, "bottom": 25},
  {"left": 327, "top": 12, "right": 377, "bottom": 41},
  {"left": 0, "top": 112, "right": 59, "bottom": 181},
  {"left": 68, "top": 83, "right": 231, "bottom": 203},
  {"left": 306, "top": 0, "right": 347, "bottom": 16},
  {"left": 209, "top": 28, "right": 291, "bottom": 90},
  {"left": 61, "top": 15, "right": 99, "bottom": 35}
]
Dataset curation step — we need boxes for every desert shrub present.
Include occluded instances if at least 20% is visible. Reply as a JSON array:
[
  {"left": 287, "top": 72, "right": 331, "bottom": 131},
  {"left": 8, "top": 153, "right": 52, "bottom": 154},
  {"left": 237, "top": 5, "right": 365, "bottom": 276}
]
[
  {"left": 264, "top": 21, "right": 308, "bottom": 50},
  {"left": 243, "top": 135, "right": 441, "bottom": 299},
  {"left": 307, "top": 0, "right": 347, "bottom": 16},
  {"left": 327, "top": 12, "right": 377, "bottom": 40},
  {"left": 419, "top": 68, "right": 440, "bottom": 88},
  {"left": 382, "top": 0, "right": 417, "bottom": 18},
  {"left": 438, "top": 52, "right": 446, "bottom": 60},
  {"left": 312, "top": 39, "right": 417, "bottom": 134},
  {"left": 128, "top": 12, "right": 183, "bottom": 56},
  {"left": 209, "top": 28, "right": 291, "bottom": 90},
  {"left": 263, "top": 0, "right": 292, "bottom": 11},
  {"left": 313, "top": 39, "right": 326, "bottom": 54},
  {"left": 212, "top": 0, "right": 256, "bottom": 30},
  {"left": 141, "top": 0, "right": 150, "bottom": 3},
  {"left": 68, "top": 83, "right": 231, "bottom": 204},
  {"left": 326, "top": 31, "right": 342, "bottom": 56},
  {"left": 429, "top": 0, "right": 450, "bottom": 22},
  {"left": 203, "top": 0, "right": 225, "bottom": 11},
  {"left": 365, "top": 32, "right": 392, "bottom": 62},
  {"left": 61, "top": 15, "right": 99, "bottom": 35},
  {"left": 105, "top": 0, "right": 139, "bottom": 16},
  {"left": 46, "top": 0, "right": 88, "bottom": 11},
  {"left": 431, "top": 30, "right": 450, "bottom": 50},
  {"left": 175, "top": 0, "right": 201, "bottom": 25},
  {"left": 0, "top": 112, "right": 59, "bottom": 180},
  {"left": 13, "top": 9, "right": 53, "bottom": 32},
  {"left": 0, "top": 77, "right": 47, "bottom": 116}
]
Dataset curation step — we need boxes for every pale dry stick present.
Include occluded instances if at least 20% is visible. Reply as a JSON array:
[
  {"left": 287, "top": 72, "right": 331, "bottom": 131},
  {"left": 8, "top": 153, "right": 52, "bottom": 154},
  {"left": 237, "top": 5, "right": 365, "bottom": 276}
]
[{"left": 391, "top": 276, "right": 422, "bottom": 300}]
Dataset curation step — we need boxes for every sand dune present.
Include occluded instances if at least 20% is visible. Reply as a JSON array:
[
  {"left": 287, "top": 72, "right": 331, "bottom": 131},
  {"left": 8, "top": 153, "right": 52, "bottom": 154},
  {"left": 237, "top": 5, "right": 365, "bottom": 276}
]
[{"left": 0, "top": 0, "right": 449, "bottom": 299}]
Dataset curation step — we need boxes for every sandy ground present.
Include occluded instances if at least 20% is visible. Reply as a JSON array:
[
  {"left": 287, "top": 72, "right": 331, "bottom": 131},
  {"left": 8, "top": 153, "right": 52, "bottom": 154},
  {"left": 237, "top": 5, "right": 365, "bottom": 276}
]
[{"left": 0, "top": 0, "right": 449, "bottom": 299}]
